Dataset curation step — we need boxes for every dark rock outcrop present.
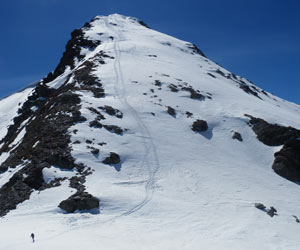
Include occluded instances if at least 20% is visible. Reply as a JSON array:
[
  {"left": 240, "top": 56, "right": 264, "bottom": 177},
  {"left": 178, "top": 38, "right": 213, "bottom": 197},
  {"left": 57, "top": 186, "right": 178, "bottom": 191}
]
[
  {"left": 246, "top": 114, "right": 300, "bottom": 146},
  {"left": 44, "top": 26, "right": 101, "bottom": 83},
  {"left": 190, "top": 90, "right": 204, "bottom": 100},
  {"left": 99, "top": 105, "right": 123, "bottom": 118},
  {"left": 272, "top": 139, "right": 300, "bottom": 182},
  {"left": 186, "top": 43, "right": 206, "bottom": 57},
  {"left": 168, "top": 84, "right": 178, "bottom": 92},
  {"left": 58, "top": 192, "right": 99, "bottom": 213},
  {"left": 103, "top": 125, "right": 123, "bottom": 135},
  {"left": 0, "top": 178, "right": 32, "bottom": 217},
  {"left": 192, "top": 120, "right": 208, "bottom": 132},
  {"left": 91, "top": 148, "right": 100, "bottom": 155},
  {"left": 267, "top": 207, "right": 277, "bottom": 217},
  {"left": 246, "top": 114, "right": 300, "bottom": 182},
  {"left": 239, "top": 83, "right": 261, "bottom": 99},
  {"left": 0, "top": 47, "right": 109, "bottom": 216},
  {"left": 167, "top": 106, "right": 176, "bottom": 117},
  {"left": 232, "top": 132, "right": 243, "bottom": 142},
  {"left": 103, "top": 152, "right": 120, "bottom": 165},
  {"left": 292, "top": 215, "right": 300, "bottom": 223},
  {"left": 255, "top": 203, "right": 266, "bottom": 210}
]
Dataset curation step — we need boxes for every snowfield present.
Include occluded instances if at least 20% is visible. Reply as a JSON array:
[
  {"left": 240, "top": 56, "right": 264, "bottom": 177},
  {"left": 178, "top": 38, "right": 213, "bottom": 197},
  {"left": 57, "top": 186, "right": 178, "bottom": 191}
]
[{"left": 1, "top": 14, "right": 300, "bottom": 250}]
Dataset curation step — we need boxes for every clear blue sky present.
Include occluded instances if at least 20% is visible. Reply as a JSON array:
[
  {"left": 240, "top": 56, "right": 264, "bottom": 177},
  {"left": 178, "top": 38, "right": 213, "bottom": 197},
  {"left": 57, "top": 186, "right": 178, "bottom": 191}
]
[{"left": 1, "top": 0, "right": 299, "bottom": 104}]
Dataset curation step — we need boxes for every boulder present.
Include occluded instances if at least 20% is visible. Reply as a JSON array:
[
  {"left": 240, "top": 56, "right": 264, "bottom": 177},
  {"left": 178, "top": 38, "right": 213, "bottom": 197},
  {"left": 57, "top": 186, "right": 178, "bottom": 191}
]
[
  {"left": 267, "top": 207, "right": 277, "bottom": 217},
  {"left": 167, "top": 106, "right": 176, "bottom": 116},
  {"left": 192, "top": 120, "right": 208, "bottom": 132},
  {"left": 190, "top": 91, "right": 204, "bottom": 100},
  {"left": 91, "top": 148, "right": 99, "bottom": 155},
  {"left": 103, "top": 152, "right": 120, "bottom": 165},
  {"left": 58, "top": 192, "right": 99, "bottom": 213},
  {"left": 232, "top": 132, "right": 243, "bottom": 142},
  {"left": 254, "top": 203, "right": 266, "bottom": 210}
]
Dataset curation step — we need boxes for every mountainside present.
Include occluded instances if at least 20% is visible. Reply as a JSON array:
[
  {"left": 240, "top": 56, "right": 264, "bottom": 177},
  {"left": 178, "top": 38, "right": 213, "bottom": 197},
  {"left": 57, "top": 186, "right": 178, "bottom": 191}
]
[{"left": 1, "top": 14, "right": 300, "bottom": 250}]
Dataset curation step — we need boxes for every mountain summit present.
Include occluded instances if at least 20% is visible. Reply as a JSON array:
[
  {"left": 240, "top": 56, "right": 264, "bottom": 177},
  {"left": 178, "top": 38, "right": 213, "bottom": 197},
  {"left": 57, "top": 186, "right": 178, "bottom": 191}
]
[{"left": 1, "top": 14, "right": 300, "bottom": 250}]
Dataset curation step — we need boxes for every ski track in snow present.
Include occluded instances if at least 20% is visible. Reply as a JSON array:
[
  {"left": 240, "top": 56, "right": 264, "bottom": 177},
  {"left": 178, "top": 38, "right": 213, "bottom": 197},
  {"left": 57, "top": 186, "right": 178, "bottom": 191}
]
[{"left": 110, "top": 18, "right": 160, "bottom": 216}]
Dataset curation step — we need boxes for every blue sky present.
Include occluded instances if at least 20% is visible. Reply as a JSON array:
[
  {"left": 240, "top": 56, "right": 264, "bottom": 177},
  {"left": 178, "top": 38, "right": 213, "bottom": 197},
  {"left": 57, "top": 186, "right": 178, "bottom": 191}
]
[{"left": 1, "top": 0, "right": 299, "bottom": 104}]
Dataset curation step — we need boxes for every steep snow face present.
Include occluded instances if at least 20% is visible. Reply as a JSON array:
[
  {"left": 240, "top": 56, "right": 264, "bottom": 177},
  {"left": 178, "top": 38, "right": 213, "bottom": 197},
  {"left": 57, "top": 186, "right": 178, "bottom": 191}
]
[{"left": 1, "top": 14, "right": 300, "bottom": 250}]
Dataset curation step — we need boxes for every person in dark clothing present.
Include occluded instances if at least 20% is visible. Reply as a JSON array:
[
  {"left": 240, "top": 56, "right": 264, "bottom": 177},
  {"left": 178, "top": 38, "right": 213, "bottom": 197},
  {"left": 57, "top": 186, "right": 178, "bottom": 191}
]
[{"left": 31, "top": 233, "right": 35, "bottom": 243}]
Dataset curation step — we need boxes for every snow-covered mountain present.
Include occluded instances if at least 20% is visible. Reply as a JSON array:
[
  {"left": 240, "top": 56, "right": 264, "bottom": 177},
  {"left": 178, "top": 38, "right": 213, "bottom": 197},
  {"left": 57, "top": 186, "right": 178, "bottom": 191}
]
[{"left": 1, "top": 14, "right": 300, "bottom": 250}]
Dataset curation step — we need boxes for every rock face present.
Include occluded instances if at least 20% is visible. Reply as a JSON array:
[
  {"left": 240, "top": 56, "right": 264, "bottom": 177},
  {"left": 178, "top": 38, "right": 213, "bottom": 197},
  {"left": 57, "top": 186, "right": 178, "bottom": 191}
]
[
  {"left": 245, "top": 114, "right": 300, "bottom": 146},
  {"left": 192, "top": 120, "right": 208, "bottom": 132},
  {"left": 246, "top": 114, "right": 300, "bottom": 182},
  {"left": 58, "top": 192, "right": 100, "bottom": 213},
  {"left": 0, "top": 19, "right": 110, "bottom": 216},
  {"left": 43, "top": 22, "right": 101, "bottom": 83},
  {"left": 272, "top": 139, "right": 300, "bottom": 182}
]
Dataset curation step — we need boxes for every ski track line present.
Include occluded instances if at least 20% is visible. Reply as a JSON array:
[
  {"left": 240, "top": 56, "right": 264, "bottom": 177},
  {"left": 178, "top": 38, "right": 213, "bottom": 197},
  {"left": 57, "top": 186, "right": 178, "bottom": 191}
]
[{"left": 110, "top": 20, "right": 160, "bottom": 216}]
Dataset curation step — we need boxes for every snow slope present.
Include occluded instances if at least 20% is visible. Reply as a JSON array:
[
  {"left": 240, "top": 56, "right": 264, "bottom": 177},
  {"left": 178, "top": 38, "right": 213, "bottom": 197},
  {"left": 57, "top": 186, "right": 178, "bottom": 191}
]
[{"left": 1, "top": 14, "right": 300, "bottom": 250}]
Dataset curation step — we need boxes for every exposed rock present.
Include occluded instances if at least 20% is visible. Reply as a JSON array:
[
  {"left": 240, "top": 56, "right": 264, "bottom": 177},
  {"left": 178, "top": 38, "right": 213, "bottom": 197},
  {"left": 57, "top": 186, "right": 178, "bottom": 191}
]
[
  {"left": 154, "top": 80, "right": 162, "bottom": 87},
  {"left": 88, "top": 107, "right": 105, "bottom": 120},
  {"left": 89, "top": 120, "right": 103, "bottom": 128},
  {"left": 272, "top": 139, "right": 300, "bottom": 182},
  {"left": 192, "top": 120, "right": 208, "bottom": 132},
  {"left": 232, "top": 132, "right": 243, "bottom": 142},
  {"left": 267, "top": 207, "right": 277, "bottom": 217},
  {"left": 186, "top": 111, "right": 193, "bottom": 118},
  {"left": 43, "top": 26, "right": 101, "bottom": 83},
  {"left": 245, "top": 114, "right": 300, "bottom": 146},
  {"left": 23, "top": 164, "right": 45, "bottom": 189},
  {"left": 167, "top": 106, "right": 176, "bottom": 117},
  {"left": 0, "top": 178, "right": 32, "bottom": 217},
  {"left": 99, "top": 105, "right": 123, "bottom": 118},
  {"left": 190, "top": 90, "right": 204, "bottom": 100},
  {"left": 215, "top": 69, "right": 226, "bottom": 77},
  {"left": 69, "top": 176, "right": 86, "bottom": 193},
  {"left": 91, "top": 148, "right": 99, "bottom": 155},
  {"left": 103, "top": 152, "right": 120, "bottom": 165},
  {"left": 186, "top": 43, "right": 206, "bottom": 57},
  {"left": 0, "top": 58, "right": 97, "bottom": 216},
  {"left": 292, "top": 215, "right": 300, "bottom": 223},
  {"left": 239, "top": 83, "right": 261, "bottom": 99},
  {"left": 103, "top": 125, "right": 123, "bottom": 135},
  {"left": 181, "top": 85, "right": 207, "bottom": 101},
  {"left": 58, "top": 192, "right": 99, "bottom": 213},
  {"left": 246, "top": 114, "right": 300, "bottom": 182},
  {"left": 137, "top": 19, "right": 150, "bottom": 29},
  {"left": 255, "top": 203, "right": 266, "bottom": 210},
  {"left": 73, "top": 60, "right": 105, "bottom": 98},
  {"left": 207, "top": 73, "right": 216, "bottom": 78},
  {"left": 168, "top": 84, "right": 178, "bottom": 92}
]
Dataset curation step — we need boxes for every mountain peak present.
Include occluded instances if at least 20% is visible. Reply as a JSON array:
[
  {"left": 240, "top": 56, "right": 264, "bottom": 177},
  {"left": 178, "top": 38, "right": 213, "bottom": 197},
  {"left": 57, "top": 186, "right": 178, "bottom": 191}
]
[
  {"left": 1, "top": 14, "right": 300, "bottom": 249},
  {"left": 42, "top": 14, "right": 151, "bottom": 84}
]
